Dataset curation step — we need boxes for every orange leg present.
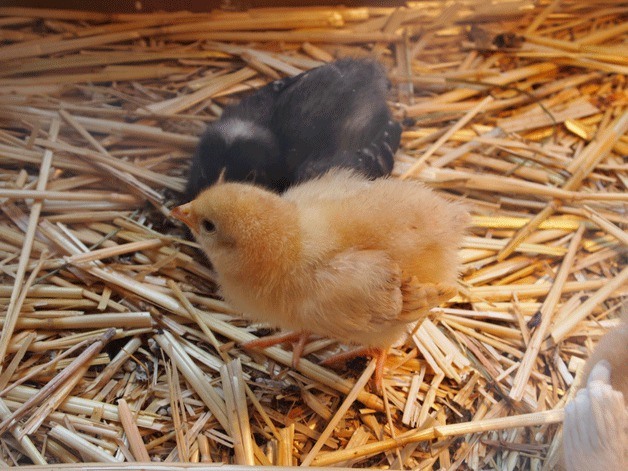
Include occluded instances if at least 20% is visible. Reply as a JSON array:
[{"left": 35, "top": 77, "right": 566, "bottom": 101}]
[
  {"left": 291, "top": 333, "right": 309, "bottom": 369},
  {"left": 241, "top": 331, "right": 310, "bottom": 369},
  {"left": 320, "top": 346, "right": 372, "bottom": 366},
  {"left": 373, "top": 349, "right": 387, "bottom": 395},
  {"left": 321, "top": 347, "right": 388, "bottom": 394},
  {"left": 242, "top": 331, "right": 303, "bottom": 349}
]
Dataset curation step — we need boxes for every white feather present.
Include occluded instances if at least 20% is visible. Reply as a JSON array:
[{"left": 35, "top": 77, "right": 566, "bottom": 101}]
[{"left": 216, "top": 118, "right": 273, "bottom": 145}]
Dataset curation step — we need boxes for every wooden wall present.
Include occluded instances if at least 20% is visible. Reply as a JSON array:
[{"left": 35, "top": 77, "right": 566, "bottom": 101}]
[{"left": 2, "top": 1, "right": 406, "bottom": 13}]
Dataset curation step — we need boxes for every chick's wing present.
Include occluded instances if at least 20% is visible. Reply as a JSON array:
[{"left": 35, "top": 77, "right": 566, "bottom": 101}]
[
  {"left": 299, "top": 249, "right": 454, "bottom": 347},
  {"left": 302, "top": 250, "right": 402, "bottom": 337},
  {"left": 398, "top": 277, "right": 457, "bottom": 322},
  {"left": 295, "top": 118, "right": 401, "bottom": 182}
]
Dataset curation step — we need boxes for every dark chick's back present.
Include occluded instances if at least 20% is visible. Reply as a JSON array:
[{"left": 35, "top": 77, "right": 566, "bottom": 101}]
[{"left": 272, "top": 59, "right": 400, "bottom": 182}]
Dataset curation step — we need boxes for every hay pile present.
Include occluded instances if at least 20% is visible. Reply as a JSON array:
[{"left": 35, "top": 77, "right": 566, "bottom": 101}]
[{"left": 0, "top": 1, "right": 626, "bottom": 468}]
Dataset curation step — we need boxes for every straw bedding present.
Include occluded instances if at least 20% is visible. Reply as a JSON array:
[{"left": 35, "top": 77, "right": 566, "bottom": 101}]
[{"left": 0, "top": 1, "right": 626, "bottom": 469}]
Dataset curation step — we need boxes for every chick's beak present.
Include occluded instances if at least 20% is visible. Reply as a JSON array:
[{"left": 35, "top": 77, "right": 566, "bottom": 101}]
[{"left": 171, "top": 203, "right": 199, "bottom": 232}]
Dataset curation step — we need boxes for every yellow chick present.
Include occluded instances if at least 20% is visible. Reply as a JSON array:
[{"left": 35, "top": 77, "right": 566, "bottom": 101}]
[{"left": 172, "top": 169, "right": 469, "bottom": 391}]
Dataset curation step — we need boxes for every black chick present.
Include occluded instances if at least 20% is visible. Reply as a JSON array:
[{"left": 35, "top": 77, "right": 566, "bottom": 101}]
[{"left": 185, "top": 58, "right": 401, "bottom": 199}]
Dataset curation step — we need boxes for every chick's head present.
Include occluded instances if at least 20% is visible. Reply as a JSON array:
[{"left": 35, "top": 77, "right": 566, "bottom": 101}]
[
  {"left": 185, "top": 120, "right": 284, "bottom": 199},
  {"left": 172, "top": 182, "right": 300, "bottom": 280}
]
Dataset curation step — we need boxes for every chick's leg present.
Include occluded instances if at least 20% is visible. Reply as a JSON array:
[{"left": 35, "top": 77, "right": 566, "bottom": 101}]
[
  {"left": 242, "top": 331, "right": 310, "bottom": 369},
  {"left": 372, "top": 349, "right": 387, "bottom": 395},
  {"left": 321, "top": 347, "right": 388, "bottom": 394},
  {"left": 291, "top": 333, "right": 309, "bottom": 369},
  {"left": 243, "top": 330, "right": 303, "bottom": 349}
]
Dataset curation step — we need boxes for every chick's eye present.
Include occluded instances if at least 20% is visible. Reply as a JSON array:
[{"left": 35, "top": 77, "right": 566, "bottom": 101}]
[{"left": 201, "top": 219, "right": 215, "bottom": 232}]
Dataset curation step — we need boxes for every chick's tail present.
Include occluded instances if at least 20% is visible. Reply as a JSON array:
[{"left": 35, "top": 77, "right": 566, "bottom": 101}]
[{"left": 399, "top": 277, "right": 457, "bottom": 322}]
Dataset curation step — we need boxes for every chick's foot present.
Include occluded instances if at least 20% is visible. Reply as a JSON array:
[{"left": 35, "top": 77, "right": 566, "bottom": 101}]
[
  {"left": 321, "top": 346, "right": 388, "bottom": 394},
  {"left": 242, "top": 331, "right": 310, "bottom": 369}
]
